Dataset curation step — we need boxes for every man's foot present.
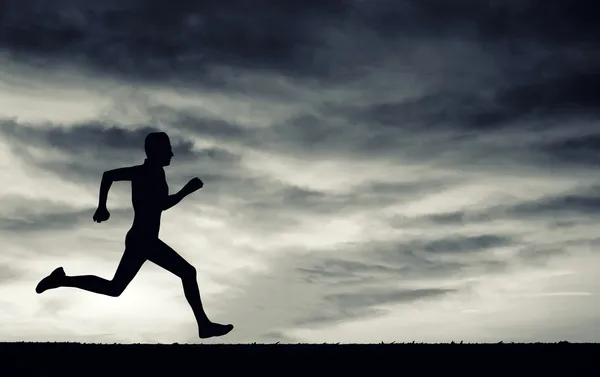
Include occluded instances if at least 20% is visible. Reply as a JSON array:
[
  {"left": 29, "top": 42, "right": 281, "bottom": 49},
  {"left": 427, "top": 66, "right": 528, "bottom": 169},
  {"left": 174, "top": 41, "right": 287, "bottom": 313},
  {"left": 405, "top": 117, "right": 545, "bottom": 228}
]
[
  {"left": 199, "top": 322, "right": 234, "bottom": 339},
  {"left": 35, "top": 267, "right": 65, "bottom": 294}
]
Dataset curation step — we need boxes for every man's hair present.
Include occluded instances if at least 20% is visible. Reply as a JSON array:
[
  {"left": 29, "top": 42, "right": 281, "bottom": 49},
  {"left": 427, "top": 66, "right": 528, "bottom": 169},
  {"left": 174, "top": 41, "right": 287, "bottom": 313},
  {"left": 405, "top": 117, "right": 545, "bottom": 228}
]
[{"left": 145, "top": 132, "right": 170, "bottom": 157}]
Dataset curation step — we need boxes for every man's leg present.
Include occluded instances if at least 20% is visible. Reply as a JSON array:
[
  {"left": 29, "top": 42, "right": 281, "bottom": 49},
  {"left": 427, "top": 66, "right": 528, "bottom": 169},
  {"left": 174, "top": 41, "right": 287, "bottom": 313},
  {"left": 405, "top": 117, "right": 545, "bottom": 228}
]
[
  {"left": 36, "top": 247, "right": 146, "bottom": 297},
  {"left": 147, "top": 239, "right": 233, "bottom": 339}
]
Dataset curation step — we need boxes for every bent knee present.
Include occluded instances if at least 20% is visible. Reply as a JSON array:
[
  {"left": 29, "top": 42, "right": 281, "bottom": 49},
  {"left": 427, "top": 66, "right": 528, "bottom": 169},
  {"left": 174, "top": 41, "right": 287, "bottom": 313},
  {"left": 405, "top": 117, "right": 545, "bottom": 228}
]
[
  {"left": 107, "top": 282, "right": 127, "bottom": 297},
  {"left": 179, "top": 265, "right": 196, "bottom": 280}
]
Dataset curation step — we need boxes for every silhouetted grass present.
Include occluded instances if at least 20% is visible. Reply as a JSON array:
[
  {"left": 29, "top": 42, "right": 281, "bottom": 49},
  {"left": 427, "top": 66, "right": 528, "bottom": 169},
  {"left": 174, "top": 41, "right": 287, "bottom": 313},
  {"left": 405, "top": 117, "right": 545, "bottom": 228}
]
[{"left": 2, "top": 341, "right": 597, "bottom": 374}]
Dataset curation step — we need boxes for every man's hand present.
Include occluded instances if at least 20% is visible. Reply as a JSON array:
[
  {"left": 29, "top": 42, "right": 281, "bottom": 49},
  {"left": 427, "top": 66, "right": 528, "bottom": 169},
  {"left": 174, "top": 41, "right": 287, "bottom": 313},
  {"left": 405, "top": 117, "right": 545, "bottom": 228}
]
[
  {"left": 183, "top": 177, "right": 204, "bottom": 195},
  {"left": 93, "top": 206, "right": 110, "bottom": 223}
]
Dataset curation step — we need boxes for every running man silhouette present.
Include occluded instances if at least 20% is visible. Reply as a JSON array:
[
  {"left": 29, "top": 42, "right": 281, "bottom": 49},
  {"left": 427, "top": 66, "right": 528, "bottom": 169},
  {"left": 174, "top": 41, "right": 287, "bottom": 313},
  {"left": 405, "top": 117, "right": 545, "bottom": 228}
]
[{"left": 36, "top": 131, "right": 234, "bottom": 339}]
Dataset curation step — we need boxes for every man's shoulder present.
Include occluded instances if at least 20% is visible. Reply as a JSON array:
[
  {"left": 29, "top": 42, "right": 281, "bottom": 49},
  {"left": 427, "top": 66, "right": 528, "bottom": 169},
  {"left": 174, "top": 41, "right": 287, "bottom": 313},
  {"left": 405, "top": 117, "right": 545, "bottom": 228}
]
[
  {"left": 137, "top": 163, "right": 166, "bottom": 177},
  {"left": 127, "top": 164, "right": 147, "bottom": 180}
]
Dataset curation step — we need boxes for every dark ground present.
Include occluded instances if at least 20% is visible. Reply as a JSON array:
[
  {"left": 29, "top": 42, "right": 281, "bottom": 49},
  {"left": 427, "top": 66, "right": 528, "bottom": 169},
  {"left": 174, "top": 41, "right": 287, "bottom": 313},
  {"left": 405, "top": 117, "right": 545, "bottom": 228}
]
[{"left": 1, "top": 342, "right": 597, "bottom": 375}]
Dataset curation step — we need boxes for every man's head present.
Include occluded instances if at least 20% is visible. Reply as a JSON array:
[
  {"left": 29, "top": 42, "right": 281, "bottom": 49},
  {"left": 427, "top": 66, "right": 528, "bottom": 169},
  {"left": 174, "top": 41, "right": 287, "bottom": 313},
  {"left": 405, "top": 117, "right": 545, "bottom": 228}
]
[{"left": 145, "top": 132, "right": 174, "bottom": 166}]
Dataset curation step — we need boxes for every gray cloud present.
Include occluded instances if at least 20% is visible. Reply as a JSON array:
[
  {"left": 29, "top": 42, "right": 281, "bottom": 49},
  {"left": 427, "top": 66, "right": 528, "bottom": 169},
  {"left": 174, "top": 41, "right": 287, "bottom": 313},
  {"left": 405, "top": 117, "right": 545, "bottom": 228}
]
[
  {"left": 0, "top": 119, "right": 194, "bottom": 157},
  {"left": 161, "top": 81, "right": 600, "bottom": 176},
  {"left": 0, "top": 196, "right": 133, "bottom": 233},
  {"left": 327, "top": 288, "right": 454, "bottom": 310},
  {"left": 511, "top": 191, "right": 600, "bottom": 219},
  {"left": 1, "top": 1, "right": 597, "bottom": 70},
  {"left": 356, "top": 73, "right": 600, "bottom": 135},
  {"left": 199, "top": 246, "right": 465, "bottom": 342},
  {"left": 9, "top": 0, "right": 589, "bottom": 179},
  {"left": 231, "top": 178, "right": 456, "bottom": 229},
  {"left": 0, "top": 207, "right": 95, "bottom": 232},
  {"left": 424, "top": 185, "right": 600, "bottom": 227},
  {"left": 169, "top": 111, "right": 359, "bottom": 158},
  {"left": 418, "top": 235, "right": 514, "bottom": 254},
  {"left": 0, "top": 110, "right": 463, "bottom": 242},
  {"left": 35, "top": 297, "right": 72, "bottom": 317},
  {"left": 301, "top": 288, "right": 454, "bottom": 326},
  {"left": 0, "top": 0, "right": 597, "bottom": 102},
  {"left": 212, "top": 233, "right": 511, "bottom": 342},
  {"left": 3, "top": 0, "right": 600, "bottom": 344},
  {"left": 0, "top": 118, "right": 242, "bottom": 186},
  {"left": 349, "top": 0, "right": 600, "bottom": 45},
  {"left": 0, "top": 0, "right": 349, "bottom": 83},
  {"left": 542, "top": 134, "right": 600, "bottom": 167},
  {"left": 0, "top": 264, "right": 24, "bottom": 283}
]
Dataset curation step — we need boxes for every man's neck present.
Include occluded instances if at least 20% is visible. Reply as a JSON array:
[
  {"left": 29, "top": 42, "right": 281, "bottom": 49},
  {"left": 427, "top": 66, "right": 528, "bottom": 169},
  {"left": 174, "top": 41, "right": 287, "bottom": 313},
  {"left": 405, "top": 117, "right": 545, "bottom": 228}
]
[{"left": 144, "top": 158, "right": 163, "bottom": 169}]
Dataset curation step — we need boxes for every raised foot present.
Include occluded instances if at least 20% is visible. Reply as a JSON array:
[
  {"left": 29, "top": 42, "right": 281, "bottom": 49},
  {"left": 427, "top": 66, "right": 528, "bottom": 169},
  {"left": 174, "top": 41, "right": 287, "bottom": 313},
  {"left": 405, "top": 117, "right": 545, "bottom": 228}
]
[
  {"left": 199, "top": 322, "right": 234, "bottom": 339},
  {"left": 35, "top": 267, "right": 65, "bottom": 294}
]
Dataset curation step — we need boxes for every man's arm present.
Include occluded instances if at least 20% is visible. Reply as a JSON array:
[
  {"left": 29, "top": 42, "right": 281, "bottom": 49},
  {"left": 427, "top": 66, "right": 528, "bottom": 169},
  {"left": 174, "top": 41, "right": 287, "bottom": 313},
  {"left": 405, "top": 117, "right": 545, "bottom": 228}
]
[
  {"left": 162, "top": 188, "right": 189, "bottom": 211},
  {"left": 98, "top": 166, "right": 139, "bottom": 208},
  {"left": 162, "top": 178, "right": 203, "bottom": 211}
]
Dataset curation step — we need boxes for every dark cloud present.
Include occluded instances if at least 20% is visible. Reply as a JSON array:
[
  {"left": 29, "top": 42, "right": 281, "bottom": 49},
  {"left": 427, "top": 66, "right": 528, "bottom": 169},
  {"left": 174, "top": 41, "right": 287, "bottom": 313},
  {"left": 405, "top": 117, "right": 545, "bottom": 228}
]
[
  {"left": 4, "top": 1, "right": 596, "bottom": 175},
  {"left": 368, "top": 240, "right": 509, "bottom": 276},
  {"left": 511, "top": 191, "right": 600, "bottom": 219},
  {"left": 206, "top": 176, "right": 461, "bottom": 239},
  {"left": 243, "top": 179, "right": 448, "bottom": 215},
  {"left": 167, "top": 113, "right": 249, "bottom": 145},
  {"left": 285, "top": 235, "right": 516, "bottom": 328},
  {"left": 0, "top": 118, "right": 241, "bottom": 184},
  {"left": 1, "top": 113, "right": 438, "bottom": 239},
  {"left": 419, "top": 235, "right": 514, "bottom": 254},
  {"left": 423, "top": 185, "right": 600, "bottom": 229},
  {"left": 232, "top": 246, "right": 466, "bottom": 329},
  {"left": 283, "top": 234, "right": 516, "bottom": 327},
  {"left": 542, "top": 133, "right": 600, "bottom": 167},
  {"left": 327, "top": 288, "right": 453, "bottom": 310},
  {"left": 359, "top": 91, "right": 524, "bottom": 133},
  {"left": 171, "top": 112, "right": 340, "bottom": 154},
  {"left": 0, "top": 208, "right": 92, "bottom": 232},
  {"left": 0, "top": 0, "right": 349, "bottom": 82},
  {"left": 297, "top": 237, "right": 511, "bottom": 288},
  {"left": 0, "top": 198, "right": 132, "bottom": 233},
  {"left": 299, "top": 288, "right": 454, "bottom": 326},
  {"left": 499, "top": 71, "right": 600, "bottom": 118},
  {"left": 3, "top": 1, "right": 600, "bottom": 344},
  {"left": 356, "top": 66, "right": 600, "bottom": 137},
  {"left": 297, "top": 258, "right": 411, "bottom": 287},
  {"left": 167, "top": 83, "right": 599, "bottom": 174},
  {"left": 358, "top": 0, "right": 600, "bottom": 45},
  {"left": 170, "top": 106, "right": 477, "bottom": 165},
  {"left": 0, "top": 119, "right": 195, "bottom": 157},
  {"left": 1, "top": 0, "right": 597, "bottom": 86}
]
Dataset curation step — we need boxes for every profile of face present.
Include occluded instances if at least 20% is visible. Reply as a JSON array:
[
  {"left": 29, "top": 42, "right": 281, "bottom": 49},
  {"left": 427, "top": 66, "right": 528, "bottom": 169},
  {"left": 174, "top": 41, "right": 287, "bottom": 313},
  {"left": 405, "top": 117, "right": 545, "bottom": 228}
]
[{"left": 145, "top": 132, "right": 174, "bottom": 167}]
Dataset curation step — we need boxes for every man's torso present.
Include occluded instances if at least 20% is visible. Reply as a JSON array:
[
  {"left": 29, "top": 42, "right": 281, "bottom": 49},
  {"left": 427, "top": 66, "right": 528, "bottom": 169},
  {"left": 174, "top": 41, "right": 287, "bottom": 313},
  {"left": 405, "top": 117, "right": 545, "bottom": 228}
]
[{"left": 130, "top": 162, "right": 169, "bottom": 235}]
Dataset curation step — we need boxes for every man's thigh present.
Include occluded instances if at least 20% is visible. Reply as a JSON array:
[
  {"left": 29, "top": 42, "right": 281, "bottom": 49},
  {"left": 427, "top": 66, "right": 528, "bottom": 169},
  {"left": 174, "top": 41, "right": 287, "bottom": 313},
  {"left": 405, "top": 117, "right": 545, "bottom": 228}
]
[{"left": 146, "top": 239, "right": 195, "bottom": 278}]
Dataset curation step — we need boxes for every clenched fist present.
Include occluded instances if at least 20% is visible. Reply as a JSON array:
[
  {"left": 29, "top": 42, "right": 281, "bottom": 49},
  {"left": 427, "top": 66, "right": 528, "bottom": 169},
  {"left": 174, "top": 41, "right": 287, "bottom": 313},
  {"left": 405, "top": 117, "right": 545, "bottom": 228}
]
[
  {"left": 93, "top": 206, "right": 110, "bottom": 223},
  {"left": 183, "top": 177, "right": 204, "bottom": 195}
]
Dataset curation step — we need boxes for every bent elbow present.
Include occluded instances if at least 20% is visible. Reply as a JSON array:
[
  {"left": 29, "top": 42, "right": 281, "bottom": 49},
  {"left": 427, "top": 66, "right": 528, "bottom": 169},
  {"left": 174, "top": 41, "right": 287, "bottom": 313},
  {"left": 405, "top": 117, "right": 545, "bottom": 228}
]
[{"left": 102, "top": 171, "right": 114, "bottom": 182}]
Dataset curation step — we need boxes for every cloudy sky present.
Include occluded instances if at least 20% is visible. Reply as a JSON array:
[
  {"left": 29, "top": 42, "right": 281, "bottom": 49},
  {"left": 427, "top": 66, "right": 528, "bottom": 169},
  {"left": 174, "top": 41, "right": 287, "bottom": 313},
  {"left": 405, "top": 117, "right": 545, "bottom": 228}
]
[{"left": 1, "top": 0, "right": 599, "bottom": 344}]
